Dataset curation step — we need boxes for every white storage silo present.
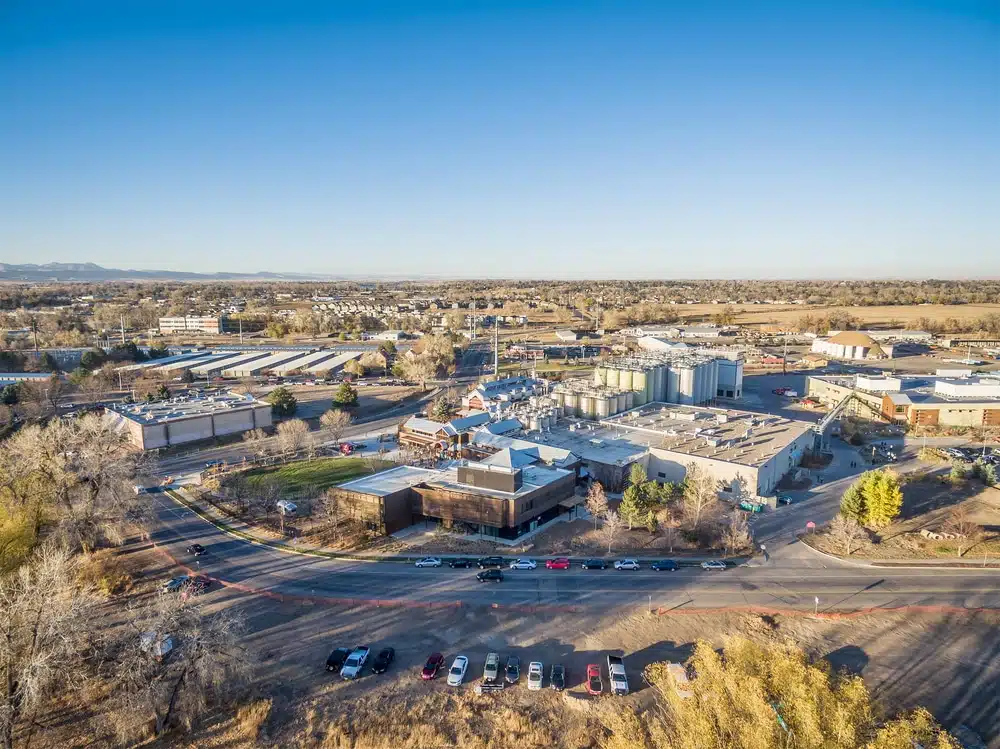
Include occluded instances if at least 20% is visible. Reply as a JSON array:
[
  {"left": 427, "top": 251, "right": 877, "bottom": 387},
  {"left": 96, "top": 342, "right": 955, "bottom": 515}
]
[
  {"left": 618, "top": 368, "right": 633, "bottom": 392},
  {"left": 594, "top": 367, "right": 607, "bottom": 386},
  {"left": 580, "top": 394, "right": 596, "bottom": 420},
  {"left": 563, "top": 392, "right": 579, "bottom": 416},
  {"left": 666, "top": 367, "right": 680, "bottom": 403},
  {"left": 633, "top": 370, "right": 647, "bottom": 405},
  {"left": 679, "top": 365, "right": 695, "bottom": 405},
  {"left": 653, "top": 363, "right": 667, "bottom": 402},
  {"left": 596, "top": 395, "right": 610, "bottom": 419},
  {"left": 604, "top": 367, "right": 620, "bottom": 389}
]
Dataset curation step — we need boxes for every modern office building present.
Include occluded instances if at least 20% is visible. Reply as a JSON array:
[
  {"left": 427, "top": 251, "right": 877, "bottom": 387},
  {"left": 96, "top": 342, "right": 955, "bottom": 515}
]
[
  {"left": 329, "top": 458, "right": 577, "bottom": 537},
  {"left": 105, "top": 391, "right": 272, "bottom": 450}
]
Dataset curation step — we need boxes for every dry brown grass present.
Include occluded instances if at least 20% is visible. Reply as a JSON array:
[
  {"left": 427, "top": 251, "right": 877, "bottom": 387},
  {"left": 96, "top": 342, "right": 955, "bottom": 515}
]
[
  {"left": 76, "top": 549, "right": 133, "bottom": 598},
  {"left": 295, "top": 689, "right": 601, "bottom": 749}
]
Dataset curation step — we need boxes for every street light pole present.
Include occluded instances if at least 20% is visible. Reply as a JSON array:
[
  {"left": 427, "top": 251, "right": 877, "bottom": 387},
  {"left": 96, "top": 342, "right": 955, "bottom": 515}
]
[{"left": 814, "top": 596, "right": 819, "bottom": 616}]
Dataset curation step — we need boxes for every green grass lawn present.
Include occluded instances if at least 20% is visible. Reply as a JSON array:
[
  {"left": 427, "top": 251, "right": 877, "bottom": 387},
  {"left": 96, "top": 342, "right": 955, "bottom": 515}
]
[{"left": 240, "top": 456, "right": 389, "bottom": 496}]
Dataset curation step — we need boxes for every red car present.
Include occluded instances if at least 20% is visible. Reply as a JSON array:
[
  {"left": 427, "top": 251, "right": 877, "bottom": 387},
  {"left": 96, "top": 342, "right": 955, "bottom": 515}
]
[
  {"left": 586, "top": 664, "right": 603, "bottom": 695},
  {"left": 421, "top": 652, "right": 445, "bottom": 680},
  {"left": 545, "top": 558, "right": 570, "bottom": 570}
]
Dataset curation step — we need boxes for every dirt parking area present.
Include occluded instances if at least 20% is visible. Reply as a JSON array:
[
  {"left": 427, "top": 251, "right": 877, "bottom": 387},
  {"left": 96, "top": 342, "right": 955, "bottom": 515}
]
[{"left": 164, "top": 595, "right": 1000, "bottom": 748}]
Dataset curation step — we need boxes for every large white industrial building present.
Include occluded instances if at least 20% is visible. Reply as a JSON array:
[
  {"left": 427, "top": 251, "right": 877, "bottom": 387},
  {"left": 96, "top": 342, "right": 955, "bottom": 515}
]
[
  {"left": 106, "top": 392, "right": 273, "bottom": 450},
  {"left": 158, "top": 316, "right": 223, "bottom": 335},
  {"left": 811, "top": 331, "right": 893, "bottom": 360}
]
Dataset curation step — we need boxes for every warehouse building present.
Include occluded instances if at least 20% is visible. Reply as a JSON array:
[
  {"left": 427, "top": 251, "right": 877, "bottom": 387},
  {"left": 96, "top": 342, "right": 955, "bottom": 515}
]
[
  {"left": 106, "top": 392, "right": 272, "bottom": 450},
  {"left": 303, "top": 351, "right": 363, "bottom": 375},
  {"left": 222, "top": 350, "right": 312, "bottom": 378},
  {"left": 158, "top": 316, "right": 223, "bottom": 335},
  {"left": 811, "top": 331, "right": 893, "bottom": 360},
  {"left": 807, "top": 373, "right": 1000, "bottom": 428},
  {"left": 188, "top": 351, "right": 270, "bottom": 377},
  {"left": 270, "top": 349, "right": 342, "bottom": 375},
  {"left": 329, "top": 458, "right": 577, "bottom": 538},
  {"left": 469, "top": 404, "right": 812, "bottom": 496}
]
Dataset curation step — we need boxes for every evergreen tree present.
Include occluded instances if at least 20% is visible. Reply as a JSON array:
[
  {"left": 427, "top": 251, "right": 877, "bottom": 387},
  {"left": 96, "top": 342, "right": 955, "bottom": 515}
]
[
  {"left": 332, "top": 382, "right": 358, "bottom": 408},
  {"left": 840, "top": 481, "right": 867, "bottom": 522},
  {"left": 864, "top": 470, "right": 903, "bottom": 529},
  {"left": 266, "top": 386, "right": 298, "bottom": 417},
  {"left": 619, "top": 484, "right": 645, "bottom": 530}
]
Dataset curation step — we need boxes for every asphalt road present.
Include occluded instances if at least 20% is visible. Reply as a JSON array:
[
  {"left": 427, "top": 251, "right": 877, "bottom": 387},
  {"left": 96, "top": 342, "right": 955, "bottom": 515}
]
[{"left": 151, "top": 491, "right": 1000, "bottom": 613}]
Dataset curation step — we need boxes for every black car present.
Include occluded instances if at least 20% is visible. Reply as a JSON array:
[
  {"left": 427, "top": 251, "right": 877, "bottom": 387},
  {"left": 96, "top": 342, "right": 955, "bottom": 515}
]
[
  {"left": 477, "top": 556, "right": 505, "bottom": 569},
  {"left": 651, "top": 559, "right": 678, "bottom": 572},
  {"left": 477, "top": 569, "right": 504, "bottom": 583},
  {"left": 581, "top": 559, "right": 608, "bottom": 570},
  {"left": 371, "top": 647, "right": 395, "bottom": 674},
  {"left": 505, "top": 655, "right": 520, "bottom": 683},
  {"left": 186, "top": 543, "right": 206, "bottom": 556},
  {"left": 449, "top": 558, "right": 474, "bottom": 568},
  {"left": 550, "top": 664, "right": 566, "bottom": 691},
  {"left": 326, "top": 647, "right": 351, "bottom": 672}
]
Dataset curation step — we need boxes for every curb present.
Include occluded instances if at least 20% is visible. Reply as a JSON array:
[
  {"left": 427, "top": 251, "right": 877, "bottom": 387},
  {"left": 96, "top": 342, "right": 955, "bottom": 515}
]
[{"left": 652, "top": 603, "right": 998, "bottom": 620}]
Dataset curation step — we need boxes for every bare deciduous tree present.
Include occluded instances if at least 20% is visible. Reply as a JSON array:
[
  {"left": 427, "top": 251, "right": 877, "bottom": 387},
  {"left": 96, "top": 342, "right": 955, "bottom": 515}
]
[
  {"left": 320, "top": 408, "right": 352, "bottom": 444},
  {"left": 242, "top": 428, "right": 270, "bottom": 461},
  {"left": 0, "top": 547, "right": 95, "bottom": 749},
  {"left": 586, "top": 482, "right": 608, "bottom": 530},
  {"left": 946, "top": 506, "right": 981, "bottom": 557},
  {"left": 105, "top": 593, "right": 249, "bottom": 742},
  {"left": 681, "top": 463, "right": 720, "bottom": 532},
  {"left": 275, "top": 419, "right": 309, "bottom": 458},
  {"left": 722, "top": 509, "right": 752, "bottom": 555},
  {"left": 828, "top": 515, "right": 866, "bottom": 556},
  {"left": 600, "top": 510, "right": 622, "bottom": 554}
]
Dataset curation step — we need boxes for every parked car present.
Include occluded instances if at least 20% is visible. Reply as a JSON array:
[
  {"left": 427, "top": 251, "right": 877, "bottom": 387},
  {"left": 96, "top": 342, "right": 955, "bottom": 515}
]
[
  {"left": 371, "top": 647, "right": 395, "bottom": 674},
  {"left": 326, "top": 647, "right": 351, "bottom": 673},
  {"left": 414, "top": 557, "right": 442, "bottom": 568},
  {"left": 508, "top": 559, "right": 537, "bottom": 570},
  {"left": 421, "top": 652, "right": 445, "bottom": 680},
  {"left": 607, "top": 655, "right": 629, "bottom": 696},
  {"left": 527, "top": 661, "right": 544, "bottom": 690},
  {"left": 505, "top": 656, "right": 520, "bottom": 684},
  {"left": 448, "top": 558, "right": 474, "bottom": 568},
  {"left": 185, "top": 543, "right": 206, "bottom": 556},
  {"left": 614, "top": 559, "right": 640, "bottom": 571},
  {"left": 581, "top": 559, "right": 608, "bottom": 570},
  {"left": 447, "top": 655, "right": 469, "bottom": 686},
  {"left": 482, "top": 652, "right": 500, "bottom": 683},
  {"left": 477, "top": 569, "right": 504, "bottom": 583},
  {"left": 340, "top": 646, "right": 371, "bottom": 679},
  {"left": 650, "top": 559, "right": 678, "bottom": 571},
  {"left": 550, "top": 664, "right": 566, "bottom": 691},
  {"left": 776, "top": 493, "right": 794, "bottom": 505},
  {"left": 161, "top": 575, "right": 190, "bottom": 593},
  {"left": 701, "top": 560, "right": 727, "bottom": 571},
  {"left": 586, "top": 664, "right": 603, "bottom": 695},
  {"left": 477, "top": 556, "right": 506, "bottom": 569},
  {"left": 545, "top": 557, "right": 570, "bottom": 570}
]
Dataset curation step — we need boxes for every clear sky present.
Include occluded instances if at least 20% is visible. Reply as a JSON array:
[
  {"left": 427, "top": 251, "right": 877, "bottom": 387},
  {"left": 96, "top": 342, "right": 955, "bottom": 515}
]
[{"left": 1, "top": 0, "right": 997, "bottom": 279}]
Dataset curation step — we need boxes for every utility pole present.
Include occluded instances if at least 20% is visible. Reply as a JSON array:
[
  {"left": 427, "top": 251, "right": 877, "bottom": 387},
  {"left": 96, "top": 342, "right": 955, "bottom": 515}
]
[
  {"left": 782, "top": 337, "right": 788, "bottom": 375},
  {"left": 493, "top": 315, "right": 499, "bottom": 379},
  {"left": 120, "top": 313, "right": 126, "bottom": 345},
  {"left": 470, "top": 300, "right": 475, "bottom": 342},
  {"left": 239, "top": 316, "right": 244, "bottom": 344}
]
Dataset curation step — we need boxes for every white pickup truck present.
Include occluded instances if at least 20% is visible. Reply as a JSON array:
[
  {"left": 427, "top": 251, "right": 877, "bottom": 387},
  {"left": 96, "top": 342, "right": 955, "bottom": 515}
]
[{"left": 607, "top": 655, "right": 629, "bottom": 696}]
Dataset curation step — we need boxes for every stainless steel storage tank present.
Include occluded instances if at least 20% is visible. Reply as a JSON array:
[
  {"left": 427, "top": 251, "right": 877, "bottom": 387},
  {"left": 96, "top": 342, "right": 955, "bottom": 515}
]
[
  {"left": 596, "top": 396, "right": 610, "bottom": 418},
  {"left": 618, "top": 368, "right": 633, "bottom": 392},
  {"left": 632, "top": 370, "right": 647, "bottom": 405},
  {"left": 604, "top": 367, "right": 620, "bottom": 389}
]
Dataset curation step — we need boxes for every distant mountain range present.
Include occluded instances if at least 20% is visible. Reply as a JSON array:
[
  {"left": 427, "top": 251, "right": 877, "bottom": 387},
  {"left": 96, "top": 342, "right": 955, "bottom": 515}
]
[{"left": 0, "top": 262, "right": 346, "bottom": 282}]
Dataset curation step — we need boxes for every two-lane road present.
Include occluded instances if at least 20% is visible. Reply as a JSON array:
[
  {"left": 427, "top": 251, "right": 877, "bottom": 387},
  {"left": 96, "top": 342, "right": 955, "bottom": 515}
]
[{"left": 151, "top": 493, "right": 1000, "bottom": 613}]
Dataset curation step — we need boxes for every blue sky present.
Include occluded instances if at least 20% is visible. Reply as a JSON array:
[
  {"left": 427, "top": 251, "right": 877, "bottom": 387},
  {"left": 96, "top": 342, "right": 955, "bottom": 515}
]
[{"left": 1, "top": 0, "right": 997, "bottom": 278}]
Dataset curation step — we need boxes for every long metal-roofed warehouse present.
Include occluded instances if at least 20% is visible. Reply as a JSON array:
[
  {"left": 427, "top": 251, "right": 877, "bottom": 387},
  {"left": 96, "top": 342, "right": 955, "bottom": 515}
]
[
  {"left": 105, "top": 391, "right": 273, "bottom": 450},
  {"left": 269, "top": 349, "right": 342, "bottom": 375},
  {"left": 303, "top": 351, "right": 363, "bottom": 375},
  {"left": 153, "top": 352, "right": 228, "bottom": 372},
  {"left": 116, "top": 351, "right": 209, "bottom": 373},
  {"left": 222, "top": 350, "right": 314, "bottom": 377},
  {"left": 188, "top": 351, "right": 270, "bottom": 376}
]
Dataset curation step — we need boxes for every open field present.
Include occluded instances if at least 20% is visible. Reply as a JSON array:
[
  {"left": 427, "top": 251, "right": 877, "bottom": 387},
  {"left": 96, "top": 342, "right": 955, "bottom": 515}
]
[
  {"left": 682, "top": 302, "right": 1000, "bottom": 329},
  {"left": 281, "top": 383, "right": 421, "bottom": 420}
]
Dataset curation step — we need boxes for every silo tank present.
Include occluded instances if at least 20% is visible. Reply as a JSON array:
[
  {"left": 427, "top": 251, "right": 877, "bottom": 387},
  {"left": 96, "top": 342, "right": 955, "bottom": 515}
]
[
  {"left": 666, "top": 369, "right": 679, "bottom": 403},
  {"left": 605, "top": 367, "right": 620, "bottom": 389},
  {"left": 596, "top": 396, "right": 610, "bottom": 418},
  {"left": 563, "top": 392, "right": 579, "bottom": 416},
  {"left": 581, "top": 395, "right": 596, "bottom": 420},
  {"left": 615, "top": 392, "right": 627, "bottom": 413},
  {"left": 594, "top": 367, "right": 607, "bottom": 386},
  {"left": 654, "top": 364, "right": 668, "bottom": 402},
  {"left": 618, "top": 369, "right": 633, "bottom": 392},
  {"left": 679, "top": 366, "right": 695, "bottom": 405},
  {"left": 623, "top": 391, "right": 635, "bottom": 410},
  {"left": 633, "top": 370, "right": 647, "bottom": 405}
]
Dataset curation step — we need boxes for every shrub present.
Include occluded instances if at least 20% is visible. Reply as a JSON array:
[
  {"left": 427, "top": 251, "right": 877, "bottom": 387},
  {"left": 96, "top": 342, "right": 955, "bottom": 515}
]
[{"left": 76, "top": 550, "right": 133, "bottom": 598}]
